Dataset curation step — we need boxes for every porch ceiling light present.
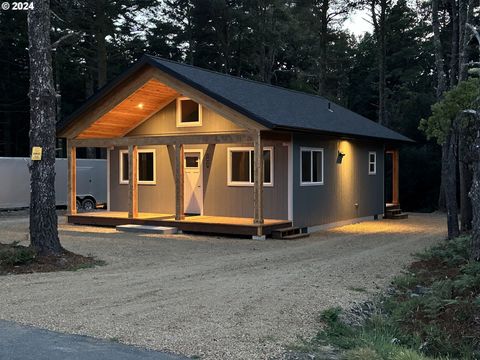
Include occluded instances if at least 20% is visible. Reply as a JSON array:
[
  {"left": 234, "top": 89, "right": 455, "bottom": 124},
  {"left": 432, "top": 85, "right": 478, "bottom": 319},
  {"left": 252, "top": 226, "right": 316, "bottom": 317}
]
[{"left": 137, "top": 103, "right": 144, "bottom": 109}]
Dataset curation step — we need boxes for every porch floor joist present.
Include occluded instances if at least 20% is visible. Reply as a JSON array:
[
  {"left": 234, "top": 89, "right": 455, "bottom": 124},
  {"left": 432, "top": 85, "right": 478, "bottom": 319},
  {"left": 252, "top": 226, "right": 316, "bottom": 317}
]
[{"left": 67, "top": 211, "right": 291, "bottom": 236}]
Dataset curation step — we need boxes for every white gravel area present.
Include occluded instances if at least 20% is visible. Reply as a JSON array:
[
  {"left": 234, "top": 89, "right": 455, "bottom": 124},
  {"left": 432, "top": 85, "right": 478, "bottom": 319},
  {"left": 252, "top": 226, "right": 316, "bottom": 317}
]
[{"left": 0, "top": 213, "right": 446, "bottom": 359}]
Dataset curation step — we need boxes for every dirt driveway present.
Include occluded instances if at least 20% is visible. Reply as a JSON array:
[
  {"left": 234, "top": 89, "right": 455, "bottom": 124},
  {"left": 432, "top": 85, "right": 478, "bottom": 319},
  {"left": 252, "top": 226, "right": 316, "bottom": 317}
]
[{"left": 0, "top": 213, "right": 446, "bottom": 359}]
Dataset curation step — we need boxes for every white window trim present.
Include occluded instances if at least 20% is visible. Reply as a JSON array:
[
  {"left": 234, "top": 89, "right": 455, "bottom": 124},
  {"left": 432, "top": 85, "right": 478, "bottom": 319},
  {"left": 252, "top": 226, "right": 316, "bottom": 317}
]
[
  {"left": 227, "top": 146, "right": 274, "bottom": 187},
  {"left": 119, "top": 149, "right": 157, "bottom": 185},
  {"left": 368, "top": 151, "right": 377, "bottom": 175},
  {"left": 176, "top": 96, "right": 202, "bottom": 127},
  {"left": 300, "top": 147, "right": 324, "bottom": 186}
]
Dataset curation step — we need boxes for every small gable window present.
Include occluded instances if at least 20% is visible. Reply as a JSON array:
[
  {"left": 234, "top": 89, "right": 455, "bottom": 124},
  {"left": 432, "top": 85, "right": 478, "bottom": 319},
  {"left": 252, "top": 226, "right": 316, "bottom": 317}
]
[
  {"left": 300, "top": 148, "right": 324, "bottom": 186},
  {"left": 176, "top": 97, "right": 202, "bottom": 127},
  {"left": 119, "top": 149, "right": 156, "bottom": 185},
  {"left": 368, "top": 152, "right": 377, "bottom": 175}
]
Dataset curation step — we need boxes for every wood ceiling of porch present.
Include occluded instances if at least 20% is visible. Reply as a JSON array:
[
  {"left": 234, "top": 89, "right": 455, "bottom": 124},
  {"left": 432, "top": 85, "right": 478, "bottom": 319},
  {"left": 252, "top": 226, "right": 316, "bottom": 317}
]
[{"left": 76, "top": 79, "right": 178, "bottom": 139}]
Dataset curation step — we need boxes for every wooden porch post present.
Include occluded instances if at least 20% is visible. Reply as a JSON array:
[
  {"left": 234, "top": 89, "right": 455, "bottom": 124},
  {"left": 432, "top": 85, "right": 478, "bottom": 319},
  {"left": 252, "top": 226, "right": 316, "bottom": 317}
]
[
  {"left": 67, "top": 142, "right": 76, "bottom": 215},
  {"left": 253, "top": 130, "right": 264, "bottom": 225},
  {"left": 128, "top": 145, "right": 138, "bottom": 218},
  {"left": 175, "top": 144, "right": 185, "bottom": 220},
  {"left": 392, "top": 150, "right": 400, "bottom": 205}
]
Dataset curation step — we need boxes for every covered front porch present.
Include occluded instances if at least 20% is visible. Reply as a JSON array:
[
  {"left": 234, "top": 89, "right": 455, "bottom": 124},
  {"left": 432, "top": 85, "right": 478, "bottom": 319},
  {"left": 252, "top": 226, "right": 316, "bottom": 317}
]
[
  {"left": 67, "top": 131, "right": 285, "bottom": 237},
  {"left": 67, "top": 211, "right": 291, "bottom": 236}
]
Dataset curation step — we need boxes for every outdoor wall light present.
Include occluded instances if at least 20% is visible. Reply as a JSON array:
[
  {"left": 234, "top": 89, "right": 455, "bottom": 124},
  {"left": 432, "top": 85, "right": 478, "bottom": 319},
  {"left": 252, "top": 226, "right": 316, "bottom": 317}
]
[{"left": 337, "top": 151, "right": 346, "bottom": 164}]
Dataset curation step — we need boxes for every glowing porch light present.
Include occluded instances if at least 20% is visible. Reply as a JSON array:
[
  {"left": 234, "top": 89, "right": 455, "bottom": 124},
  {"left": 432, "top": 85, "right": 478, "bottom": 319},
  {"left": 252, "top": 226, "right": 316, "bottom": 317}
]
[{"left": 137, "top": 103, "right": 144, "bottom": 109}]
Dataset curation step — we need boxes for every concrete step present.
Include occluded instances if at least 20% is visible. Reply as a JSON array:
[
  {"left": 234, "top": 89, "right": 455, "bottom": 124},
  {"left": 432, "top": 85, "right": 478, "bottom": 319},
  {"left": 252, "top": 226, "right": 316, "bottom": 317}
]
[
  {"left": 116, "top": 224, "right": 178, "bottom": 234},
  {"left": 384, "top": 213, "right": 409, "bottom": 220},
  {"left": 386, "top": 208, "right": 402, "bottom": 215},
  {"left": 386, "top": 204, "right": 401, "bottom": 210}
]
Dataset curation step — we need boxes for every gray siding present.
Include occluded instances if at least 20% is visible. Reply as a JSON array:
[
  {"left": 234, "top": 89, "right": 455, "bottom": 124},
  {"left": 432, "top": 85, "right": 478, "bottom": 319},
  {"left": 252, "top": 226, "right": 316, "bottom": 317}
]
[
  {"left": 109, "top": 140, "right": 288, "bottom": 219},
  {"left": 292, "top": 134, "right": 384, "bottom": 228},
  {"left": 110, "top": 145, "right": 176, "bottom": 213},
  {"left": 203, "top": 140, "right": 288, "bottom": 219}
]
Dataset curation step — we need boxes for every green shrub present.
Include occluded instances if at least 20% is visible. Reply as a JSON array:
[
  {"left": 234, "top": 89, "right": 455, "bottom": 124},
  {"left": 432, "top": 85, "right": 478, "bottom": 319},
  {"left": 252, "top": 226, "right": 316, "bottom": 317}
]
[
  {"left": 343, "top": 347, "right": 382, "bottom": 360},
  {"left": 389, "top": 348, "right": 431, "bottom": 360},
  {"left": 0, "top": 242, "right": 35, "bottom": 266},
  {"left": 392, "top": 273, "right": 419, "bottom": 290},
  {"left": 417, "top": 236, "right": 469, "bottom": 266},
  {"left": 316, "top": 308, "right": 359, "bottom": 349}
]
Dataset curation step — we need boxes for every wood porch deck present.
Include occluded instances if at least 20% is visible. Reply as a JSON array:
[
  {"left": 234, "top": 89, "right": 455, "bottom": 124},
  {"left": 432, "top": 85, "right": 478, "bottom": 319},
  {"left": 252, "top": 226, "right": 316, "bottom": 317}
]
[{"left": 67, "top": 211, "right": 292, "bottom": 236}]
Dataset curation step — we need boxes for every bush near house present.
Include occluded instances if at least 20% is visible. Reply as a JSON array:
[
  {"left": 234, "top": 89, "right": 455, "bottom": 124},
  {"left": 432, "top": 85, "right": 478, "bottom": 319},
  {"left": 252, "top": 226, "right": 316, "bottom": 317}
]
[{"left": 293, "top": 236, "right": 480, "bottom": 360}]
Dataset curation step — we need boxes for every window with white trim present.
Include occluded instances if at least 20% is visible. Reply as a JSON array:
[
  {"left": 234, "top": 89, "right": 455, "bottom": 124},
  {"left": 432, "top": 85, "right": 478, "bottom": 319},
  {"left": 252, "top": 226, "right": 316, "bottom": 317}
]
[
  {"left": 368, "top": 152, "right": 377, "bottom": 175},
  {"left": 227, "top": 147, "right": 273, "bottom": 186},
  {"left": 119, "top": 149, "right": 156, "bottom": 185},
  {"left": 300, "top": 148, "right": 324, "bottom": 185},
  {"left": 176, "top": 97, "right": 202, "bottom": 127}
]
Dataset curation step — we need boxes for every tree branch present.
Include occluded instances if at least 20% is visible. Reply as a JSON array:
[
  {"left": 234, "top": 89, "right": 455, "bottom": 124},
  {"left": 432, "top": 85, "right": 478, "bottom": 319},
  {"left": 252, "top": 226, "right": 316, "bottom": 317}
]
[{"left": 51, "top": 32, "right": 80, "bottom": 50}]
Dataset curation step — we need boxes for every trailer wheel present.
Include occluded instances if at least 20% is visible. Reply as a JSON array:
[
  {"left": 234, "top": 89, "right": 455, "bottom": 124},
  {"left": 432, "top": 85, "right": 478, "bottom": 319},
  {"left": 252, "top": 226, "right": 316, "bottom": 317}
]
[
  {"left": 81, "top": 198, "right": 96, "bottom": 212},
  {"left": 76, "top": 199, "right": 82, "bottom": 211}
]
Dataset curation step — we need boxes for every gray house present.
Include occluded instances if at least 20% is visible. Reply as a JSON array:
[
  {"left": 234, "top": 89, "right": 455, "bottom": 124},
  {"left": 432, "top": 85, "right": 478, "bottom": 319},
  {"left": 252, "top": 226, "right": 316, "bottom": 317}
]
[{"left": 57, "top": 55, "right": 411, "bottom": 239}]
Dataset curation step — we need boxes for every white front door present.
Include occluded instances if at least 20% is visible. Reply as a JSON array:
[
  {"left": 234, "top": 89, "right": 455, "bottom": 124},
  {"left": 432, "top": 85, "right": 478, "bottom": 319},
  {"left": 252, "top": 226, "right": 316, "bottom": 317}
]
[{"left": 184, "top": 150, "right": 203, "bottom": 215}]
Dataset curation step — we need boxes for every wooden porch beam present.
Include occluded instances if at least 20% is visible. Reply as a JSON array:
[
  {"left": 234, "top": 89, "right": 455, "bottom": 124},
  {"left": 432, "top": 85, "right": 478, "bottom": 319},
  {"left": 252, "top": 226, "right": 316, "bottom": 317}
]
[
  {"left": 128, "top": 145, "right": 138, "bottom": 218},
  {"left": 69, "top": 132, "right": 253, "bottom": 148},
  {"left": 175, "top": 144, "right": 185, "bottom": 220},
  {"left": 253, "top": 130, "right": 264, "bottom": 226},
  {"left": 67, "top": 142, "right": 76, "bottom": 215}
]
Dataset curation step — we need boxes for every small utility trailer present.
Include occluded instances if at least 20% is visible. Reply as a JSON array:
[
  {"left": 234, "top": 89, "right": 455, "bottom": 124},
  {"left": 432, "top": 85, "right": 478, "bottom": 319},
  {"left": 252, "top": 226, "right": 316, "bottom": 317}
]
[{"left": 0, "top": 157, "right": 107, "bottom": 211}]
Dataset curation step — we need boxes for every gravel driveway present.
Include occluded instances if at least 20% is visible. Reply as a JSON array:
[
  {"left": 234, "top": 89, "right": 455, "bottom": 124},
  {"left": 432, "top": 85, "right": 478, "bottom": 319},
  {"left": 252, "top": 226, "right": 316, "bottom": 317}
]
[{"left": 0, "top": 213, "right": 446, "bottom": 359}]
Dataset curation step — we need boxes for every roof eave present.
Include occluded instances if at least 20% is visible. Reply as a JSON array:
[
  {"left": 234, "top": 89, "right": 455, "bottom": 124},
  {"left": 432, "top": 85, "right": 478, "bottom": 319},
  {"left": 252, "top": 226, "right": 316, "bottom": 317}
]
[
  {"left": 56, "top": 56, "right": 154, "bottom": 137},
  {"left": 271, "top": 125, "right": 415, "bottom": 144}
]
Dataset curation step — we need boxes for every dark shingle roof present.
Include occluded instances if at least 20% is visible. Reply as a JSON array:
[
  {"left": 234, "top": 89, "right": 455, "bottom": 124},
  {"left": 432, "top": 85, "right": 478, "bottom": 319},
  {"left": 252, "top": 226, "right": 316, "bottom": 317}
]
[
  {"left": 147, "top": 56, "right": 411, "bottom": 142},
  {"left": 59, "top": 55, "right": 412, "bottom": 142}
]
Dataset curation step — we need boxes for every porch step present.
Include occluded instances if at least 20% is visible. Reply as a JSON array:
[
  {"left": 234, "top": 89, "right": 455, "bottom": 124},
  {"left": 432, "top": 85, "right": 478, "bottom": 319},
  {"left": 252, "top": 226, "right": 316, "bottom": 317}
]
[
  {"left": 271, "top": 226, "right": 309, "bottom": 240},
  {"left": 116, "top": 224, "right": 178, "bottom": 234},
  {"left": 386, "top": 203, "right": 401, "bottom": 210},
  {"left": 384, "top": 212, "right": 409, "bottom": 220},
  {"left": 386, "top": 208, "right": 402, "bottom": 215}
]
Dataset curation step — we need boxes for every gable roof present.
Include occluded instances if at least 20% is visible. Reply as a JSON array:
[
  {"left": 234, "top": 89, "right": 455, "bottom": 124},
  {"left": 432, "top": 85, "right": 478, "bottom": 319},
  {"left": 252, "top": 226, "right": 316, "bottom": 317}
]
[{"left": 58, "top": 55, "right": 412, "bottom": 143}]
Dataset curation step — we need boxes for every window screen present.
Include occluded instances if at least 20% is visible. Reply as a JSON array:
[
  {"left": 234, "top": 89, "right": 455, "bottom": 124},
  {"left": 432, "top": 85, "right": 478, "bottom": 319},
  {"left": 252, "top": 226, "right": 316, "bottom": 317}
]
[
  {"left": 229, "top": 148, "right": 273, "bottom": 185},
  {"left": 121, "top": 152, "right": 129, "bottom": 182},
  {"left": 301, "top": 149, "right": 323, "bottom": 184},
  {"left": 231, "top": 151, "right": 250, "bottom": 182},
  {"left": 138, "top": 152, "right": 154, "bottom": 182}
]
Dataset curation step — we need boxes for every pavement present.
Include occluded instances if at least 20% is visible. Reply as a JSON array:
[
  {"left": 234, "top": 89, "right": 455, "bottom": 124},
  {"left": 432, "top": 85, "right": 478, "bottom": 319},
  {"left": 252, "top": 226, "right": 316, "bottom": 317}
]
[{"left": 0, "top": 320, "right": 187, "bottom": 360}]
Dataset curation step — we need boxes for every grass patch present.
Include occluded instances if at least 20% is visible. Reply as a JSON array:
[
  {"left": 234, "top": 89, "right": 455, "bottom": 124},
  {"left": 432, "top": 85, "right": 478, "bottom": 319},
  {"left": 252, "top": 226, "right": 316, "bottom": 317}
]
[
  {"left": 348, "top": 286, "right": 368, "bottom": 293},
  {"left": 292, "top": 236, "right": 480, "bottom": 359},
  {"left": 0, "top": 242, "right": 105, "bottom": 275}
]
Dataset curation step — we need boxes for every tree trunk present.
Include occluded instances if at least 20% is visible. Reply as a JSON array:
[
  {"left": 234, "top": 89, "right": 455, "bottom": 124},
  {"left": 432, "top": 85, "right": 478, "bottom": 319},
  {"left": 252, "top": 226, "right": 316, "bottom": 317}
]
[
  {"left": 470, "top": 121, "right": 480, "bottom": 260},
  {"left": 449, "top": 0, "right": 459, "bottom": 88},
  {"left": 432, "top": 0, "right": 449, "bottom": 212},
  {"left": 443, "top": 129, "right": 460, "bottom": 239},
  {"left": 459, "top": 129, "right": 473, "bottom": 231},
  {"left": 432, "top": 0, "right": 447, "bottom": 98},
  {"left": 27, "top": 0, "right": 63, "bottom": 255},
  {"left": 317, "top": 0, "right": 329, "bottom": 96},
  {"left": 378, "top": 0, "right": 387, "bottom": 126},
  {"left": 371, "top": 0, "right": 387, "bottom": 125},
  {"left": 95, "top": 0, "right": 107, "bottom": 88}
]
